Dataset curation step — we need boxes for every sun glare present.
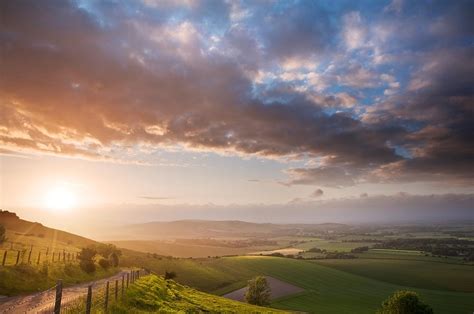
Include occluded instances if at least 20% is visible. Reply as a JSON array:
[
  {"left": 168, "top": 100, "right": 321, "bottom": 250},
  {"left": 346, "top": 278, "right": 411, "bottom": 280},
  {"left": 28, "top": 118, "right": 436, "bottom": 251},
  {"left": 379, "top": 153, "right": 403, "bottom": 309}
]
[{"left": 44, "top": 186, "right": 77, "bottom": 210}]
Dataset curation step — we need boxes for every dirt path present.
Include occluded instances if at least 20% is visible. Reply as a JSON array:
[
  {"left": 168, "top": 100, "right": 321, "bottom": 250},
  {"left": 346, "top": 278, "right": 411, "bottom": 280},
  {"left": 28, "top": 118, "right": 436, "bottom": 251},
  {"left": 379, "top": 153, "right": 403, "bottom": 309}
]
[
  {"left": 0, "top": 270, "right": 129, "bottom": 314},
  {"left": 223, "top": 276, "right": 304, "bottom": 302}
]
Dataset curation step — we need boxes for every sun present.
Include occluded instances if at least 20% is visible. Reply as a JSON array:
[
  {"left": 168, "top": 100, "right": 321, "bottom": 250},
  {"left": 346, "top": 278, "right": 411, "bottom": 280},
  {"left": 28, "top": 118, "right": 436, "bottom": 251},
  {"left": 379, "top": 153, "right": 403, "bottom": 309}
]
[{"left": 44, "top": 186, "right": 77, "bottom": 210}]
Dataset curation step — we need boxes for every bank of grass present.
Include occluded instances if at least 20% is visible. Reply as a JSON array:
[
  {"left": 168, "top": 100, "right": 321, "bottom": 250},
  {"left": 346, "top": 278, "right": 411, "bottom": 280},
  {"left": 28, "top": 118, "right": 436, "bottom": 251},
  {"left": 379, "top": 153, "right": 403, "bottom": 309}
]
[
  {"left": 110, "top": 274, "right": 285, "bottom": 313},
  {"left": 0, "top": 263, "right": 119, "bottom": 296}
]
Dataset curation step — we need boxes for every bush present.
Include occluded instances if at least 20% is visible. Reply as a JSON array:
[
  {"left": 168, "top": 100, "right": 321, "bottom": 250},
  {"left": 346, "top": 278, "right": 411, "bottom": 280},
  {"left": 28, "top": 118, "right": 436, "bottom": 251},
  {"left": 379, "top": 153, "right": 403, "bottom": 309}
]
[
  {"left": 378, "top": 290, "right": 433, "bottom": 314},
  {"left": 164, "top": 271, "right": 177, "bottom": 280},
  {"left": 99, "top": 258, "right": 111, "bottom": 269},
  {"left": 79, "top": 260, "right": 96, "bottom": 274},
  {"left": 245, "top": 276, "right": 271, "bottom": 306}
]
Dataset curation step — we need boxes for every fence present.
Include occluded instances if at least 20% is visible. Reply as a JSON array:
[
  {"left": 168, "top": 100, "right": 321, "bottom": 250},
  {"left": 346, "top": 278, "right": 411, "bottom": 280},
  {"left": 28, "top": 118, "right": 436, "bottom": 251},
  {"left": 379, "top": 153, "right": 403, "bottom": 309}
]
[
  {"left": 21, "top": 269, "right": 146, "bottom": 314},
  {"left": 0, "top": 246, "right": 79, "bottom": 266}
]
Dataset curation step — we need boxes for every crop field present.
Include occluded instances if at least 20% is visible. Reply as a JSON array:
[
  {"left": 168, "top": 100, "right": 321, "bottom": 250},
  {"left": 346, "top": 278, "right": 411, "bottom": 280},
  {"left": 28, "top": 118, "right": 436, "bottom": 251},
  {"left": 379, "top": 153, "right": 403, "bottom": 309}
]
[
  {"left": 110, "top": 239, "right": 280, "bottom": 258},
  {"left": 315, "top": 257, "right": 474, "bottom": 292}
]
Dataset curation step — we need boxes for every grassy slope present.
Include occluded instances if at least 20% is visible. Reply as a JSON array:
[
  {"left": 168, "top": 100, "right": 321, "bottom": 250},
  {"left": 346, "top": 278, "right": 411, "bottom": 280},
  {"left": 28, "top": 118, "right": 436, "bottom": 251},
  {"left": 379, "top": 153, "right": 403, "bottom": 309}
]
[
  {"left": 111, "top": 274, "right": 285, "bottom": 313},
  {"left": 0, "top": 264, "right": 119, "bottom": 296},
  {"left": 0, "top": 213, "right": 119, "bottom": 296}
]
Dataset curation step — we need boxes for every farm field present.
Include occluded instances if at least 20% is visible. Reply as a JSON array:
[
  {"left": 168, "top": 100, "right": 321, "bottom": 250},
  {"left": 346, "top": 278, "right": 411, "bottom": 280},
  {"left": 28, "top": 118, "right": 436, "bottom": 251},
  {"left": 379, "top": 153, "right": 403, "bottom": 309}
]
[
  {"left": 315, "top": 257, "right": 474, "bottom": 292},
  {"left": 214, "top": 256, "right": 474, "bottom": 314},
  {"left": 110, "top": 239, "right": 280, "bottom": 258},
  {"left": 292, "top": 239, "right": 376, "bottom": 252},
  {"left": 120, "top": 254, "right": 474, "bottom": 314}
]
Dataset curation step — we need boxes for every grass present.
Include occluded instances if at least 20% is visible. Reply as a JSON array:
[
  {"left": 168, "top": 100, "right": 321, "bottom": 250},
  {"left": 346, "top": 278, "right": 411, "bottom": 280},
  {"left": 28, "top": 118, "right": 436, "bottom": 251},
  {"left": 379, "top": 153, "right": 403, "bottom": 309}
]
[
  {"left": 0, "top": 220, "right": 116, "bottom": 296},
  {"left": 121, "top": 252, "right": 474, "bottom": 314},
  {"left": 110, "top": 274, "right": 286, "bottom": 313},
  {"left": 0, "top": 263, "right": 119, "bottom": 296},
  {"left": 217, "top": 256, "right": 474, "bottom": 314},
  {"left": 314, "top": 257, "right": 474, "bottom": 293}
]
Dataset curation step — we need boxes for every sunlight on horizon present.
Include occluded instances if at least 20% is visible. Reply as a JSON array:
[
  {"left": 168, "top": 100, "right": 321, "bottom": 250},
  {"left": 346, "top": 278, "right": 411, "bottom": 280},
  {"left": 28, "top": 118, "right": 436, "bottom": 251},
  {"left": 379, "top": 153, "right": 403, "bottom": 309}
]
[{"left": 43, "top": 185, "right": 77, "bottom": 211}]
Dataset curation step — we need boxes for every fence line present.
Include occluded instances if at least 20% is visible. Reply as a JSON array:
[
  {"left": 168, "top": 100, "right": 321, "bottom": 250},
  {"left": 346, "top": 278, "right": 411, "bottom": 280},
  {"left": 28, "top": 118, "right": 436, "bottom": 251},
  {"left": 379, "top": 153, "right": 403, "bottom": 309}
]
[
  {"left": 31, "top": 269, "right": 147, "bottom": 314},
  {"left": 0, "top": 247, "right": 79, "bottom": 267}
]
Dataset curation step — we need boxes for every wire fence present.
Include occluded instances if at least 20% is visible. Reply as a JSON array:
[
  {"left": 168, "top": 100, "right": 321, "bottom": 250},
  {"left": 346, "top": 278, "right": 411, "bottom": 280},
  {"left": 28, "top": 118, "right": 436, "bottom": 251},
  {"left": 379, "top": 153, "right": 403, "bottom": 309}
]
[
  {"left": 26, "top": 269, "right": 147, "bottom": 314},
  {"left": 0, "top": 246, "right": 79, "bottom": 266}
]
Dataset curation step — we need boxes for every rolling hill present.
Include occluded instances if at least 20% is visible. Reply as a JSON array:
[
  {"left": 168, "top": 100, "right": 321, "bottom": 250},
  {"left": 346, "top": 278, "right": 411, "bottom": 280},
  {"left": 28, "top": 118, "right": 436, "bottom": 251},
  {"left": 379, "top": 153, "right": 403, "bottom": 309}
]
[{"left": 103, "top": 219, "right": 349, "bottom": 240}]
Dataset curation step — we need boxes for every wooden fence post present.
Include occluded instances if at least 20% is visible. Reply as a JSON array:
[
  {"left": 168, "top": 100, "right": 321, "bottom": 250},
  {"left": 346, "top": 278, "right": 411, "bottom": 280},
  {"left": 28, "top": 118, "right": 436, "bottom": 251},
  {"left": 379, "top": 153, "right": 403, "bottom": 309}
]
[
  {"left": 37, "top": 252, "right": 41, "bottom": 265},
  {"left": 54, "top": 280, "right": 63, "bottom": 314},
  {"left": 46, "top": 247, "right": 49, "bottom": 256},
  {"left": 2, "top": 251, "right": 7, "bottom": 266},
  {"left": 121, "top": 274, "right": 125, "bottom": 297},
  {"left": 52, "top": 252, "right": 55, "bottom": 262},
  {"left": 63, "top": 250, "right": 65, "bottom": 262},
  {"left": 16, "top": 250, "right": 20, "bottom": 265},
  {"left": 86, "top": 285, "right": 92, "bottom": 314},
  {"left": 105, "top": 281, "right": 110, "bottom": 311},
  {"left": 126, "top": 273, "right": 129, "bottom": 287},
  {"left": 115, "top": 279, "right": 118, "bottom": 301},
  {"left": 27, "top": 249, "right": 32, "bottom": 264}
]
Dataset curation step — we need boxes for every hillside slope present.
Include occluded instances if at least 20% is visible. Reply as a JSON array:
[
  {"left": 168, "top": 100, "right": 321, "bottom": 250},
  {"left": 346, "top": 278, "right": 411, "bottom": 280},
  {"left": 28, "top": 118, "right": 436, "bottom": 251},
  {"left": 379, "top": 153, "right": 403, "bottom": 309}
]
[
  {"left": 112, "top": 274, "right": 285, "bottom": 313},
  {"left": 0, "top": 210, "right": 96, "bottom": 248}
]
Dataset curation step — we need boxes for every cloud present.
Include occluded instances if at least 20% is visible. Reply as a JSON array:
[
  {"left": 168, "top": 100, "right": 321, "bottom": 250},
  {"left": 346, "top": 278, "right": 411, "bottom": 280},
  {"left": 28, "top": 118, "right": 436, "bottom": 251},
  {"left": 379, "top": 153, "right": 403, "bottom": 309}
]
[{"left": 1, "top": 0, "right": 472, "bottom": 188}]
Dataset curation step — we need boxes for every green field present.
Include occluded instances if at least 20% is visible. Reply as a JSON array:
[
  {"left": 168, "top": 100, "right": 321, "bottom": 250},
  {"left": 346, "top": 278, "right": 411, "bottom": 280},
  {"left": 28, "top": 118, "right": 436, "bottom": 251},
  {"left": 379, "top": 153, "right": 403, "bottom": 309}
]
[
  {"left": 217, "top": 256, "right": 474, "bottom": 314},
  {"left": 293, "top": 239, "right": 376, "bottom": 252},
  {"left": 121, "top": 254, "right": 474, "bottom": 313},
  {"left": 315, "top": 258, "right": 474, "bottom": 293}
]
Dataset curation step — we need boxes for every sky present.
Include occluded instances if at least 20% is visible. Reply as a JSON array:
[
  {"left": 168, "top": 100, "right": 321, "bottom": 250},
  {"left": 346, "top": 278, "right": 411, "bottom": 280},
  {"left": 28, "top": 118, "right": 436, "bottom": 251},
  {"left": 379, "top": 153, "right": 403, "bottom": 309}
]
[{"left": 1, "top": 0, "right": 473, "bottom": 230}]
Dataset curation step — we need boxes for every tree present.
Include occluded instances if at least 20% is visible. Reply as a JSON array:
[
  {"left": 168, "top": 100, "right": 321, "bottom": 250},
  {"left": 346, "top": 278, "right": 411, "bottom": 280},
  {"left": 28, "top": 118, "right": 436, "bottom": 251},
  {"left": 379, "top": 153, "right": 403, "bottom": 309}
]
[
  {"left": 245, "top": 276, "right": 271, "bottom": 306},
  {"left": 378, "top": 290, "right": 433, "bottom": 314},
  {"left": 164, "top": 271, "right": 177, "bottom": 280},
  {"left": 93, "top": 243, "right": 121, "bottom": 266},
  {"left": 78, "top": 247, "right": 97, "bottom": 273},
  {"left": 0, "top": 224, "right": 6, "bottom": 244},
  {"left": 98, "top": 258, "right": 110, "bottom": 269}
]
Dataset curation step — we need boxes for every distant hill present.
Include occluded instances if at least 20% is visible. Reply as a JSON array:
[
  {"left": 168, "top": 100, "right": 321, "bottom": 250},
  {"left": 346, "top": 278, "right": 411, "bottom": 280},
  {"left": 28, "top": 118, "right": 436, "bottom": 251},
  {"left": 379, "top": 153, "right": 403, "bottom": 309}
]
[{"left": 105, "top": 219, "right": 349, "bottom": 240}]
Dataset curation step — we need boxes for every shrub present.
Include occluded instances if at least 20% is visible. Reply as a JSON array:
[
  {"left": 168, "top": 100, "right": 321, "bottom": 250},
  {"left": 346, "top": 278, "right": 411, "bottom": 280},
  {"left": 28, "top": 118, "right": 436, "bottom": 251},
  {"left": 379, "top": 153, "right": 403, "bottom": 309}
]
[
  {"left": 164, "top": 271, "right": 177, "bottom": 280},
  {"left": 245, "top": 276, "right": 271, "bottom": 306},
  {"left": 378, "top": 290, "right": 433, "bottom": 314},
  {"left": 79, "top": 260, "right": 96, "bottom": 274},
  {"left": 99, "top": 258, "right": 111, "bottom": 269}
]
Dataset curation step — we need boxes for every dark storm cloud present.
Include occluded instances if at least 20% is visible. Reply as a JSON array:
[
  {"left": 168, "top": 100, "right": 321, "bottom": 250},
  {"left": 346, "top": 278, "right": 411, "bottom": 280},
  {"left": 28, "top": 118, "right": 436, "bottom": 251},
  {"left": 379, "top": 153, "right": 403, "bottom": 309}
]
[{"left": 1, "top": 0, "right": 473, "bottom": 187}]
